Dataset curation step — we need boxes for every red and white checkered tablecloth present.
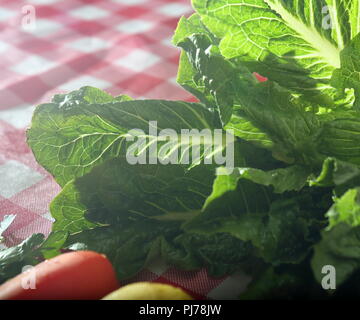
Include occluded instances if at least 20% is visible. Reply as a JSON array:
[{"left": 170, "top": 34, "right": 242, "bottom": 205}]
[{"left": 0, "top": 0, "right": 250, "bottom": 299}]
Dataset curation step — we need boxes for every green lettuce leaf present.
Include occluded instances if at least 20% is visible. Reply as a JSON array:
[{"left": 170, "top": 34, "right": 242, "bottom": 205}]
[
  {"left": 184, "top": 164, "right": 331, "bottom": 266},
  {"left": 311, "top": 157, "right": 360, "bottom": 187},
  {"left": 175, "top": 32, "right": 324, "bottom": 165},
  {"left": 39, "top": 231, "right": 68, "bottom": 259},
  {"left": 312, "top": 187, "right": 360, "bottom": 287},
  {"left": 311, "top": 222, "right": 360, "bottom": 288},
  {"left": 64, "top": 222, "right": 173, "bottom": 280},
  {"left": 176, "top": 33, "right": 257, "bottom": 126},
  {"left": 27, "top": 87, "right": 219, "bottom": 187},
  {"left": 192, "top": 0, "right": 359, "bottom": 107},
  {"left": 318, "top": 118, "right": 360, "bottom": 166},
  {"left": 187, "top": 197, "right": 321, "bottom": 265},
  {"left": 229, "top": 82, "right": 323, "bottom": 166},
  {"left": 50, "top": 158, "right": 214, "bottom": 232},
  {"left": 214, "top": 165, "right": 311, "bottom": 194},
  {"left": 161, "top": 232, "right": 254, "bottom": 277},
  {"left": 173, "top": 14, "right": 221, "bottom": 111},
  {"left": 327, "top": 187, "right": 360, "bottom": 229},
  {"left": 65, "top": 223, "right": 255, "bottom": 280},
  {"left": 332, "top": 34, "right": 360, "bottom": 109}
]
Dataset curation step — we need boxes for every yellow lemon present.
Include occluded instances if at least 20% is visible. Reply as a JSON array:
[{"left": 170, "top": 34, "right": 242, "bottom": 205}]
[{"left": 102, "top": 282, "right": 193, "bottom": 300}]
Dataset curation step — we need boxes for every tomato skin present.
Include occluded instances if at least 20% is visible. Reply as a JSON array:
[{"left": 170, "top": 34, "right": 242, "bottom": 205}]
[
  {"left": 254, "top": 72, "right": 268, "bottom": 82},
  {"left": 0, "top": 251, "right": 119, "bottom": 300}
]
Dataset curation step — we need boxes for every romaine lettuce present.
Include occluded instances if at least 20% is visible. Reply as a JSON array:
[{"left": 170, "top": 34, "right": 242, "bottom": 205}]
[{"left": 2, "top": 0, "right": 360, "bottom": 299}]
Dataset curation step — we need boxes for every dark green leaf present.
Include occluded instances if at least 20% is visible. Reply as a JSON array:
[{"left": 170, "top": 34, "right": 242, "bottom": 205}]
[{"left": 0, "top": 234, "right": 44, "bottom": 284}]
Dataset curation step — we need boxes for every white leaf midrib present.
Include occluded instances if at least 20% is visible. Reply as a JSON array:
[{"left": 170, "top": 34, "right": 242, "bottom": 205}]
[{"left": 264, "top": 0, "right": 341, "bottom": 69}]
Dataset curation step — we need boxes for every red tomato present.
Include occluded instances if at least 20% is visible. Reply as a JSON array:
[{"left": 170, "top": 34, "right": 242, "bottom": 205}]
[
  {"left": 254, "top": 72, "right": 268, "bottom": 82},
  {"left": 0, "top": 251, "right": 119, "bottom": 300}
]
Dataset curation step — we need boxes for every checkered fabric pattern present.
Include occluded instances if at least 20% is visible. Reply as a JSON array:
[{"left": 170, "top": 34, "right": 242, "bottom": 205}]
[{"left": 0, "top": 0, "right": 250, "bottom": 299}]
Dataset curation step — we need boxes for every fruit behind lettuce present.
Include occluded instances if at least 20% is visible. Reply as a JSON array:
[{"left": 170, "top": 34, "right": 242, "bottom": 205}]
[{"left": 102, "top": 282, "right": 193, "bottom": 300}]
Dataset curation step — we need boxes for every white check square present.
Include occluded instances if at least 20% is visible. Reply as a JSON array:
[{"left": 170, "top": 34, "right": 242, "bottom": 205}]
[
  {"left": 111, "top": 0, "right": 148, "bottom": 4},
  {"left": 59, "top": 76, "right": 111, "bottom": 91},
  {"left": 68, "top": 37, "right": 110, "bottom": 53},
  {"left": 157, "top": 3, "right": 190, "bottom": 17},
  {"left": 0, "top": 8, "right": 16, "bottom": 22},
  {"left": 0, "top": 161, "right": 44, "bottom": 198},
  {"left": 11, "top": 55, "right": 56, "bottom": 76},
  {"left": 116, "top": 20, "right": 154, "bottom": 34},
  {"left": 22, "top": 19, "right": 62, "bottom": 37},
  {"left": 0, "top": 104, "right": 35, "bottom": 129},
  {"left": 115, "top": 49, "right": 160, "bottom": 72},
  {"left": 70, "top": 5, "right": 109, "bottom": 20},
  {"left": 26, "top": 0, "right": 60, "bottom": 4},
  {"left": 0, "top": 40, "right": 10, "bottom": 54}
]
